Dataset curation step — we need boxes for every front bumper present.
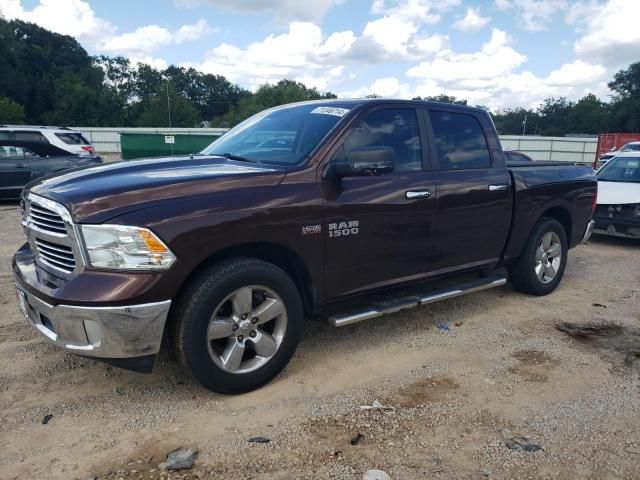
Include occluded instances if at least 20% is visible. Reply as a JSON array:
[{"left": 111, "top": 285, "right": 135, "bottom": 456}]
[
  {"left": 15, "top": 281, "right": 170, "bottom": 356},
  {"left": 13, "top": 247, "right": 172, "bottom": 372}
]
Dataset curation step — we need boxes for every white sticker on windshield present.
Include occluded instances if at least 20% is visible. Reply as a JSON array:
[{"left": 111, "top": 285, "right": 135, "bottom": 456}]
[{"left": 311, "top": 106, "right": 349, "bottom": 117}]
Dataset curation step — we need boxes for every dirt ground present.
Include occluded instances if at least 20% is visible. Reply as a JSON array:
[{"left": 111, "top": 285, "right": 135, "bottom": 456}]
[{"left": 0, "top": 203, "right": 639, "bottom": 480}]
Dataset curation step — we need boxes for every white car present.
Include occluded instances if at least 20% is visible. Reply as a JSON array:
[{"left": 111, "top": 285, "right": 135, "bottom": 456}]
[
  {"left": 0, "top": 125, "right": 95, "bottom": 157},
  {"left": 598, "top": 141, "right": 640, "bottom": 167},
  {"left": 593, "top": 152, "right": 640, "bottom": 239}
]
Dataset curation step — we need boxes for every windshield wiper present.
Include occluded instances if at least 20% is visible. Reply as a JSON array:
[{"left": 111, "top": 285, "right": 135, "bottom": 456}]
[{"left": 210, "top": 152, "right": 259, "bottom": 164}]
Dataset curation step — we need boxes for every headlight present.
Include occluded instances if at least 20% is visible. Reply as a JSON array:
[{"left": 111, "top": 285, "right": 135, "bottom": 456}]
[{"left": 80, "top": 225, "right": 176, "bottom": 270}]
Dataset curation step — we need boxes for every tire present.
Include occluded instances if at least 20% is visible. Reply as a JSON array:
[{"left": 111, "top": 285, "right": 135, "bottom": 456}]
[
  {"left": 508, "top": 218, "right": 568, "bottom": 296},
  {"left": 172, "top": 258, "right": 304, "bottom": 394}
]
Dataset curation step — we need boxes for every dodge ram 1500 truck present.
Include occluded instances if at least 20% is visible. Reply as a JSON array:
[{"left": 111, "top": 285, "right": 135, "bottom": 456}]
[{"left": 13, "top": 99, "right": 597, "bottom": 393}]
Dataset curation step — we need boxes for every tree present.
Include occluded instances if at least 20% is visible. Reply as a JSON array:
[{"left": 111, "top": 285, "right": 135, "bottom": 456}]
[
  {"left": 567, "top": 94, "right": 607, "bottom": 134},
  {"left": 163, "top": 66, "right": 249, "bottom": 120},
  {"left": 492, "top": 108, "right": 537, "bottom": 135},
  {"left": 607, "top": 62, "right": 640, "bottom": 132},
  {"left": 413, "top": 94, "right": 467, "bottom": 105},
  {"left": 137, "top": 84, "right": 201, "bottom": 127},
  {"left": 0, "top": 18, "right": 107, "bottom": 124},
  {"left": 215, "top": 80, "right": 336, "bottom": 126},
  {"left": 537, "top": 97, "right": 574, "bottom": 136},
  {"left": 0, "top": 97, "right": 26, "bottom": 123}
]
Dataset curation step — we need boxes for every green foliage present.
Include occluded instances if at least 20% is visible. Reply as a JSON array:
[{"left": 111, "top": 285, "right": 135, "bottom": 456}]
[
  {"left": 0, "top": 19, "right": 105, "bottom": 124},
  {"left": 137, "top": 84, "right": 201, "bottom": 127},
  {"left": 567, "top": 94, "right": 607, "bottom": 134},
  {"left": 607, "top": 63, "right": 640, "bottom": 132},
  {"left": 0, "top": 97, "right": 26, "bottom": 123},
  {"left": 492, "top": 89, "right": 634, "bottom": 136},
  {"left": 413, "top": 94, "right": 468, "bottom": 105},
  {"left": 215, "top": 80, "right": 337, "bottom": 127}
]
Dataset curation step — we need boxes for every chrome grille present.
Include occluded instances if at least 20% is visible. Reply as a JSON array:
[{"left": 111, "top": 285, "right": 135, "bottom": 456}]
[
  {"left": 35, "top": 238, "right": 76, "bottom": 273},
  {"left": 29, "top": 203, "right": 67, "bottom": 235},
  {"left": 25, "top": 194, "right": 82, "bottom": 278}
]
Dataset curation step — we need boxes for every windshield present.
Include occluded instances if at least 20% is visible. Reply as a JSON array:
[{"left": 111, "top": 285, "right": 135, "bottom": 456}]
[
  {"left": 621, "top": 143, "right": 640, "bottom": 152},
  {"left": 597, "top": 156, "right": 640, "bottom": 183},
  {"left": 201, "top": 104, "right": 350, "bottom": 165}
]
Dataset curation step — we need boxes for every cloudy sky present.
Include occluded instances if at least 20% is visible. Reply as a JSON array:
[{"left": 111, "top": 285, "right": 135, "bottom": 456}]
[{"left": 1, "top": 0, "right": 639, "bottom": 109}]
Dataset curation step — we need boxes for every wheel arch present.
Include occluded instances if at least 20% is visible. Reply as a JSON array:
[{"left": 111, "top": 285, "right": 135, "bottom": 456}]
[
  {"left": 537, "top": 205, "right": 572, "bottom": 243},
  {"left": 176, "top": 242, "right": 317, "bottom": 318}
]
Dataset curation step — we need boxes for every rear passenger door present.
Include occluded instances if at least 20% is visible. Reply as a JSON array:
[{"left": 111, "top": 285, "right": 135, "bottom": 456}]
[{"left": 424, "top": 108, "right": 512, "bottom": 273}]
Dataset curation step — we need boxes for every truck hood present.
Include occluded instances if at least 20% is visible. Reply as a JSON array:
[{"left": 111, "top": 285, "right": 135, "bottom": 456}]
[
  {"left": 597, "top": 181, "right": 640, "bottom": 205},
  {"left": 28, "top": 155, "right": 285, "bottom": 222}
]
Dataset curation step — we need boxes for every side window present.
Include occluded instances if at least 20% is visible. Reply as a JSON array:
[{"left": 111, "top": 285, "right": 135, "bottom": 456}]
[
  {"left": 429, "top": 111, "right": 491, "bottom": 170},
  {"left": 337, "top": 108, "right": 422, "bottom": 173},
  {"left": 0, "top": 146, "right": 26, "bottom": 159},
  {"left": 14, "top": 131, "right": 48, "bottom": 143}
]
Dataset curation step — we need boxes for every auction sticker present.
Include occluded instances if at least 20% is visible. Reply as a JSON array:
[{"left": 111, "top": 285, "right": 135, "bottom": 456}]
[{"left": 310, "top": 106, "right": 349, "bottom": 117}]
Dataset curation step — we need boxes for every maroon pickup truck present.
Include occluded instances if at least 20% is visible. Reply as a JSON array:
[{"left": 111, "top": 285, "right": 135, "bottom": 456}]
[{"left": 13, "top": 99, "right": 597, "bottom": 393}]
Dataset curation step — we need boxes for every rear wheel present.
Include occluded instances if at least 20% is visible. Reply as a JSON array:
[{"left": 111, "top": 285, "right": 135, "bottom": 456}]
[
  {"left": 508, "top": 218, "right": 568, "bottom": 296},
  {"left": 172, "top": 258, "right": 304, "bottom": 394}
]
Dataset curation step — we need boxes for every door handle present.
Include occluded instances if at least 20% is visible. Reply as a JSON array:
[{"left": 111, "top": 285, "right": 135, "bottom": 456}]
[
  {"left": 16, "top": 163, "right": 28, "bottom": 168},
  {"left": 488, "top": 184, "right": 508, "bottom": 191},
  {"left": 406, "top": 190, "right": 432, "bottom": 200}
]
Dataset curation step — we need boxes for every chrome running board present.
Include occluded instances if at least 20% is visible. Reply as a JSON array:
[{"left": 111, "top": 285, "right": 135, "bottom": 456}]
[{"left": 328, "top": 275, "right": 507, "bottom": 328}]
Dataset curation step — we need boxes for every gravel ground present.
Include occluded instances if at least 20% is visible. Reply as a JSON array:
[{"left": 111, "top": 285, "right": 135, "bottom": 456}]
[{"left": 0, "top": 203, "right": 638, "bottom": 480}]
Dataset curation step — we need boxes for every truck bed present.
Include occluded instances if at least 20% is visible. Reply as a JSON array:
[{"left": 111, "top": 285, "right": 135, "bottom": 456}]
[{"left": 503, "top": 162, "right": 596, "bottom": 262}]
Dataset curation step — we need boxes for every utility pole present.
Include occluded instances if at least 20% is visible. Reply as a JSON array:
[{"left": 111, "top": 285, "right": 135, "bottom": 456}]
[
  {"left": 522, "top": 113, "right": 527, "bottom": 135},
  {"left": 166, "top": 81, "right": 173, "bottom": 156},
  {"left": 166, "top": 82, "right": 172, "bottom": 129}
]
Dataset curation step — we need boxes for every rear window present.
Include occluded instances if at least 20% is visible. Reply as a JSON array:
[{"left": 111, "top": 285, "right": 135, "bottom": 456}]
[
  {"left": 55, "top": 132, "right": 90, "bottom": 145},
  {"left": 429, "top": 111, "right": 491, "bottom": 170}
]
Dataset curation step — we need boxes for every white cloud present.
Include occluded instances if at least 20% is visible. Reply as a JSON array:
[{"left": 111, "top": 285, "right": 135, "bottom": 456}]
[
  {"left": 192, "top": 8, "right": 451, "bottom": 89},
  {"left": 175, "top": 0, "right": 341, "bottom": 23},
  {"left": 371, "top": 0, "right": 460, "bottom": 24},
  {"left": 195, "top": 22, "right": 349, "bottom": 90},
  {"left": 103, "top": 20, "right": 214, "bottom": 56},
  {"left": 571, "top": 0, "right": 640, "bottom": 67},
  {"left": 546, "top": 59, "right": 606, "bottom": 86},
  {"left": 0, "top": 0, "right": 213, "bottom": 65},
  {"left": 344, "top": 76, "right": 415, "bottom": 98},
  {"left": 453, "top": 7, "right": 491, "bottom": 31},
  {"left": 0, "top": 0, "right": 116, "bottom": 49},
  {"left": 407, "top": 29, "right": 526, "bottom": 82},
  {"left": 174, "top": 19, "right": 215, "bottom": 43},
  {"left": 493, "top": 0, "right": 568, "bottom": 31}
]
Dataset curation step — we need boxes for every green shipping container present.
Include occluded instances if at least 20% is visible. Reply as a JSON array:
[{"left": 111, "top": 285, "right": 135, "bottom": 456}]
[{"left": 120, "top": 133, "right": 221, "bottom": 160}]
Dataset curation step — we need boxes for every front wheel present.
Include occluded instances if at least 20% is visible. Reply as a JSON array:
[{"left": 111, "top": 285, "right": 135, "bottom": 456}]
[
  {"left": 508, "top": 218, "right": 568, "bottom": 296},
  {"left": 172, "top": 258, "right": 304, "bottom": 394}
]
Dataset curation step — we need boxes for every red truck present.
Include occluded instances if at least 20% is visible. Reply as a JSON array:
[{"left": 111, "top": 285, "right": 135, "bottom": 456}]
[{"left": 13, "top": 99, "right": 597, "bottom": 393}]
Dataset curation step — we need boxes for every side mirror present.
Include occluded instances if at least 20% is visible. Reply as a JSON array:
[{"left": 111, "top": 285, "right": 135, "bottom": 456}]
[{"left": 333, "top": 146, "right": 395, "bottom": 177}]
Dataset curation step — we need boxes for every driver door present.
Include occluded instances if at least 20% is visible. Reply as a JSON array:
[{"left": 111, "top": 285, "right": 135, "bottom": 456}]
[{"left": 322, "top": 106, "right": 436, "bottom": 299}]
